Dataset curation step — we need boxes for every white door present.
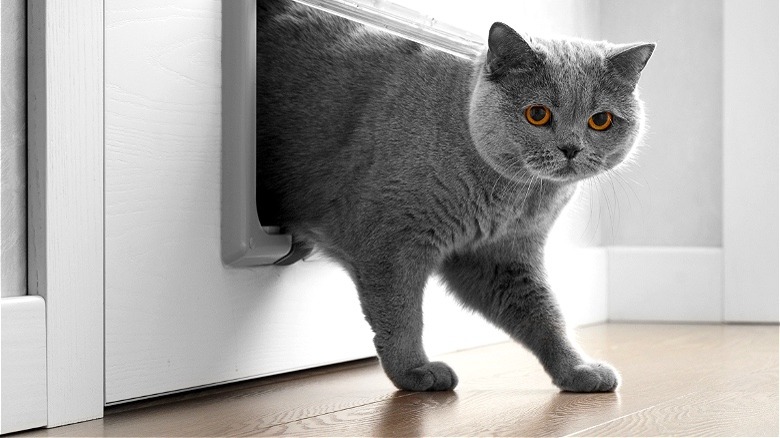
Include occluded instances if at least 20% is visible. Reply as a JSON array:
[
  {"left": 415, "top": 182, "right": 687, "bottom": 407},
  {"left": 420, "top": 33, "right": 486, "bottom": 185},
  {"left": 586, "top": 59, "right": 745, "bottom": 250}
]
[
  {"left": 104, "top": 0, "right": 379, "bottom": 403},
  {"left": 103, "top": 0, "right": 510, "bottom": 404}
]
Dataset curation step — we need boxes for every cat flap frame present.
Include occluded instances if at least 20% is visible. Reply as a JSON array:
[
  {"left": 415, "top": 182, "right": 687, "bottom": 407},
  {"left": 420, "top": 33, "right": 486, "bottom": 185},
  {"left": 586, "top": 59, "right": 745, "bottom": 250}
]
[
  {"left": 295, "top": 0, "right": 484, "bottom": 59},
  {"left": 222, "top": 0, "right": 292, "bottom": 266},
  {"left": 222, "top": 0, "right": 483, "bottom": 266}
]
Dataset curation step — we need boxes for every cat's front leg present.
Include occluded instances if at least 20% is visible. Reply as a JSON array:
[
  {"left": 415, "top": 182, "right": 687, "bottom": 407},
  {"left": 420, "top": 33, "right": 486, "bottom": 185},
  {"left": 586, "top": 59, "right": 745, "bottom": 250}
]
[
  {"left": 440, "top": 239, "right": 619, "bottom": 392},
  {"left": 352, "top": 261, "right": 458, "bottom": 391}
]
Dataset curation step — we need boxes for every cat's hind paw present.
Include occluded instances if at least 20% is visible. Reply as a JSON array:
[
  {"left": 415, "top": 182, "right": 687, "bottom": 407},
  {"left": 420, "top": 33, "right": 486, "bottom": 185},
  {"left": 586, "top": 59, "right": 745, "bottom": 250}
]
[
  {"left": 393, "top": 361, "right": 459, "bottom": 392},
  {"left": 554, "top": 362, "right": 620, "bottom": 393}
]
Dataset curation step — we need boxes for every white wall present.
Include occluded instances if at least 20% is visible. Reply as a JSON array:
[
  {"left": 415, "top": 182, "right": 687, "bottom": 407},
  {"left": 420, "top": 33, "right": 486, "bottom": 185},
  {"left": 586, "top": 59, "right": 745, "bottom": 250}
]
[
  {"left": 597, "top": 0, "right": 725, "bottom": 322},
  {"left": 1, "top": 0, "right": 27, "bottom": 298},
  {"left": 600, "top": 0, "right": 723, "bottom": 247},
  {"left": 599, "top": 0, "right": 778, "bottom": 323}
]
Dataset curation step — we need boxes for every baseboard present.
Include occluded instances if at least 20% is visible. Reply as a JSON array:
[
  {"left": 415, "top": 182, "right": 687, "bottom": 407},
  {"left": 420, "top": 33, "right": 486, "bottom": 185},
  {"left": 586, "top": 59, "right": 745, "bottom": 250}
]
[
  {"left": 607, "top": 247, "right": 723, "bottom": 322},
  {"left": 1, "top": 296, "right": 47, "bottom": 434}
]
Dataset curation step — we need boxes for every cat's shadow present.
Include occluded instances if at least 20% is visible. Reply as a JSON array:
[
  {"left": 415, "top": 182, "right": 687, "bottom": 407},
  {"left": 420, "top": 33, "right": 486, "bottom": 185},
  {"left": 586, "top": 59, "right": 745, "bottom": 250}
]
[
  {"left": 372, "top": 390, "right": 458, "bottom": 437},
  {"left": 372, "top": 389, "right": 620, "bottom": 436}
]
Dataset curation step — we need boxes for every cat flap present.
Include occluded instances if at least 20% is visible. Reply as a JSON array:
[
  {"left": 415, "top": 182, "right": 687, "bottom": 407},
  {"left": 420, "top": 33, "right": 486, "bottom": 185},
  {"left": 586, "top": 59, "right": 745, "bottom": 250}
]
[
  {"left": 606, "top": 43, "right": 656, "bottom": 86},
  {"left": 486, "top": 22, "right": 539, "bottom": 76}
]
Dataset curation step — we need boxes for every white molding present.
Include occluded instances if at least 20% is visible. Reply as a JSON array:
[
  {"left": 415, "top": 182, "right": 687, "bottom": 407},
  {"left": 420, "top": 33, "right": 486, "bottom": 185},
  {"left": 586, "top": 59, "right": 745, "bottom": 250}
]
[
  {"left": 1, "top": 296, "right": 47, "bottom": 434},
  {"left": 722, "top": 0, "right": 779, "bottom": 323},
  {"left": 1, "top": 0, "right": 29, "bottom": 299},
  {"left": 607, "top": 247, "right": 723, "bottom": 322},
  {"left": 27, "top": 0, "right": 104, "bottom": 427}
]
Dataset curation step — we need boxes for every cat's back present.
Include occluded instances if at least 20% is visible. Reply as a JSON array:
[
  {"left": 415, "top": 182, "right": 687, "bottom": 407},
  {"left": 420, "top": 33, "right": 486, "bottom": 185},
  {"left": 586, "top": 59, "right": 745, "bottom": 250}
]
[
  {"left": 256, "top": 0, "right": 441, "bottom": 225},
  {"left": 258, "top": 0, "right": 361, "bottom": 48},
  {"left": 257, "top": 0, "right": 422, "bottom": 127},
  {"left": 258, "top": 0, "right": 423, "bottom": 68}
]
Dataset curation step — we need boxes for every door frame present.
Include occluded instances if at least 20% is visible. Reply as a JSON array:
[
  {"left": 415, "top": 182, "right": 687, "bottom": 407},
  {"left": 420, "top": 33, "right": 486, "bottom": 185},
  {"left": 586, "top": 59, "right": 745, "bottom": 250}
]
[{"left": 26, "top": 0, "right": 105, "bottom": 428}]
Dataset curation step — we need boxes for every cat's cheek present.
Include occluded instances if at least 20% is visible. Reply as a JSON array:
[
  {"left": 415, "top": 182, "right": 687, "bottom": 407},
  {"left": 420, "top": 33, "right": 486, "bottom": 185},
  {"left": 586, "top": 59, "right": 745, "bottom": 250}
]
[
  {"left": 603, "top": 149, "right": 627, "bottom": 168},
  {"left": 604, "top": 139, "right": 639, "bottom": 169}
]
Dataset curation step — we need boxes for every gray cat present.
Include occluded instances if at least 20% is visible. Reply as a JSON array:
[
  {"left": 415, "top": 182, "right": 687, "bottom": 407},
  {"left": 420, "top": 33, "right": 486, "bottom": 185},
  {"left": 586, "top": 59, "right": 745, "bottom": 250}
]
[{"left": 257, "top": 0, "right": 654, "bottom": 392}]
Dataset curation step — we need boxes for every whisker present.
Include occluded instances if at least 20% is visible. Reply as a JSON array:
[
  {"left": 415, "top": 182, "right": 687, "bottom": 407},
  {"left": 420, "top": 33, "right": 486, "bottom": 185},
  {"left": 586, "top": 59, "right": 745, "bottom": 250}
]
[
  {"left": 536, "top": 177, "right": 545, "bottom": 212},
  {"left": 616, "top": 168, "right": 649, "bottom": 238},
  {"left": 609, "top": 177, "right": 621, "bottom": 236},
  {"left": 595, "top": 173, "right": 616, "bottom": 242},
  {"left": 581, "top": 178, "right": 598, "bottom": 244},
  {"left": 613, "top": 171, "right": 637, "bottom": 216},
  {"left": 517, "top": 173, "right": 536, "bottom": 211}
]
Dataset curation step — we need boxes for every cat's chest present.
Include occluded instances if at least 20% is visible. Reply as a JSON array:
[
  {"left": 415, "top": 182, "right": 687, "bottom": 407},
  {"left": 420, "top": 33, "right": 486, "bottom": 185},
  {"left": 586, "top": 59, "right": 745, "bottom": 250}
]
[{"left": 467, "top": 182, "right": 575, "bottom": 243}]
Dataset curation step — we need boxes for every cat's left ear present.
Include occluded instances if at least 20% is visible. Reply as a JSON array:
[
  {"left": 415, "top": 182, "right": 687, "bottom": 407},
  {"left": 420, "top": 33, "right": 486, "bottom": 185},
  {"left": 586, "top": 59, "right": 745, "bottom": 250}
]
[{"left": 606, "top": 43, "right": 656, "bottom": 86}]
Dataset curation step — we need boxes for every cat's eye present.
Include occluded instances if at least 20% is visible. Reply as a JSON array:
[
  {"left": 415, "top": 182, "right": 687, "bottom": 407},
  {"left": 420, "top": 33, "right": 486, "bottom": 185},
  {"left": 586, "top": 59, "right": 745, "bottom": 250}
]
[
  {"left": 588, "top": 112, "right": 613, "bottom": 131},
  {"left": 525, "top": 105, "right": 551, "bottom": 126}
]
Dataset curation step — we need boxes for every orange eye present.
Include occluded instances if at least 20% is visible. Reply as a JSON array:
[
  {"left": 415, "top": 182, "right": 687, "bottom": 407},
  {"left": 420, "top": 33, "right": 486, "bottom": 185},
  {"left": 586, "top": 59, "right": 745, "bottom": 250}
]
[
  {"left": 525, "top": 105, "right": 551, "bottom": 126},
  {"left": 588, "top": 112, "right": 613, "bottom": 131}
]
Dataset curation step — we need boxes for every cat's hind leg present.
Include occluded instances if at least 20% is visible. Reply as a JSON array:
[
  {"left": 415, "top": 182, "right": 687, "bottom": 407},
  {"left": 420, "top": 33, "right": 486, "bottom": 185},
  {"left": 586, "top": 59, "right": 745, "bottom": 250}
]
[
  {"left": 439, "top": 238, "right": 619, "bottom": 393},
  {"left": 352, "top": 261, "right": 458, "bottom": 391}
]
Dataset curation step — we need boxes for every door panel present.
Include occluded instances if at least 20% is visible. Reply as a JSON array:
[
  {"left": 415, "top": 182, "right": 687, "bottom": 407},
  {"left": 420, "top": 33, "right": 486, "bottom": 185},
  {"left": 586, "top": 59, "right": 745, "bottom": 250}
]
[
  {"left": 103, "top": 0, "right": 380, "bottom": 403},
  {"left": 104, "top": 0, "right": 507, "bottom": 404}
]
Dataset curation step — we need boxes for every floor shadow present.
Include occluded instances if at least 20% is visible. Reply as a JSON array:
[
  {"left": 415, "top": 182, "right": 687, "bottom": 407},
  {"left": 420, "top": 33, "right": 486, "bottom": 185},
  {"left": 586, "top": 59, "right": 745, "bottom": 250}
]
[
  {"left": 371, "top": 388, "right": 620, "bottom": 437},
  {"left": 522, "top": 391, "right": 622, "bottom": 436},
  {"left": 372, "top": 390, "right": 459, "bottom": 437}
]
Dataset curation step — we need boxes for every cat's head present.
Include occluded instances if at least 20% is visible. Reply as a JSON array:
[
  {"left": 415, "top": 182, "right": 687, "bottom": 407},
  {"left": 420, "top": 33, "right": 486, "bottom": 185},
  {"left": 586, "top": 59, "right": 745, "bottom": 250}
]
[{"left": 469, "top": 22, "right": 655, "bottom": 184}]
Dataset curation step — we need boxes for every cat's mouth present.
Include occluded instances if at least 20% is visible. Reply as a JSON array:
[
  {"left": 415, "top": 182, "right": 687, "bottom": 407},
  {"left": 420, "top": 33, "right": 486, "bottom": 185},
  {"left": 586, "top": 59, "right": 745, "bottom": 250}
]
[
  {"left": 546, "top": 162, "right": 582, "bottom": 182},
  {"left": 540, "top": 160, "right": 602, "bottom": 183},
  {"left": 523, "top": 153, "right": 601, "bottom": 183}
]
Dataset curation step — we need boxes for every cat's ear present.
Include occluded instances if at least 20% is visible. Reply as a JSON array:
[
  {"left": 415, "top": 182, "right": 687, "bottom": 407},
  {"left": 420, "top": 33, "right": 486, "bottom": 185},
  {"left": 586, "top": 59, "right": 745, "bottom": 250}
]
[
  {"left": 606, "top": 43, "right": 656, "bottom": 86},
  {"left": 486, "top": 22, "right": 538, "bottom": 77}
]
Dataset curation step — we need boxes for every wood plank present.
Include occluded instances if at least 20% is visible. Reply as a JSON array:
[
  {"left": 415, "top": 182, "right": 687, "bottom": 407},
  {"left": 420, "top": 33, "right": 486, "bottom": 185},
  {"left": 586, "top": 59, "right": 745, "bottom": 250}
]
[
  {"left": 572, "top": 390, "right": 779, "bottom": 437},
  {"left": 13, "top": 359, "right": 397, "bottom": 437},
  {"left": 257, "top": 324, "right": 779, "bottom": 437},
  {"left": 26, "top": 0, "right": 104, "bottom": 427},
  {"left": 15, "top": 324, "right": 778, "bottom": 437},
  {"left": 257, "top": 324, "right": 779, "bottom": 436}
]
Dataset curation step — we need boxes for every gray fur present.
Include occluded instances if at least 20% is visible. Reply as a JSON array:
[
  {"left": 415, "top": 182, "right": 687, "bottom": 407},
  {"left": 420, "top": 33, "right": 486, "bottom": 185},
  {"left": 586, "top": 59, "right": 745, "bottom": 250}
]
[{"left": 257, "top": 1, "right": 654, "bottom": 392}]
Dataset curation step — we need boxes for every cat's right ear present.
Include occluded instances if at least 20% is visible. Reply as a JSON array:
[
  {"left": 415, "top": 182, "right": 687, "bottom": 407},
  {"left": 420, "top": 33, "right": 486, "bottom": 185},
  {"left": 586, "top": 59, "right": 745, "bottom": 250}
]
[
  {"left": 606, "top": 42, "right": 656, "bottom": 87},
  {"left": 486, "top": 22, "right": 538, "bottom": 77}
]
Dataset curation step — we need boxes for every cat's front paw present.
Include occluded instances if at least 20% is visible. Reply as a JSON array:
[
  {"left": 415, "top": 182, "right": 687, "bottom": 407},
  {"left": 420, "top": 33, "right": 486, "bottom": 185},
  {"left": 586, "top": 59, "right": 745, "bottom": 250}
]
[
  {"left": 554, "top": 362, "right": 620, "bottom": 393},
  {"left": 391, "top": 361, "right": 459, "bottom": 391}
]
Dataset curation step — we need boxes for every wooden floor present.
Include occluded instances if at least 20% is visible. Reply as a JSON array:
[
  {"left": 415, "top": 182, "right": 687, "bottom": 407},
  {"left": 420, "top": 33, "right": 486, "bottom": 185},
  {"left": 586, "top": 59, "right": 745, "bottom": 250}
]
[{"left": 14, "top": 324, "right": 779, "bottom": 437}]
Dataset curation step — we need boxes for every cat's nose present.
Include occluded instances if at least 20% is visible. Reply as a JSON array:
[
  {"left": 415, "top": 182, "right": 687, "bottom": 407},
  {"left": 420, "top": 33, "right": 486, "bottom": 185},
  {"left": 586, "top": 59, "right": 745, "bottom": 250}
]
[{"left": 557, "top": 144, "right": 583, "bottom": 160}]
